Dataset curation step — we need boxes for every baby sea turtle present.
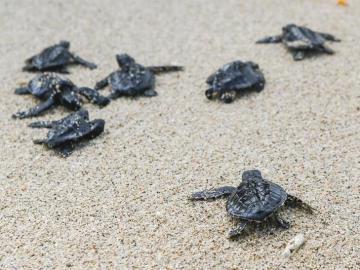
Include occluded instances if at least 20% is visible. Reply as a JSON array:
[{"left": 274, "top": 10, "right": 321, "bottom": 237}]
[
  {"left": 190, "top": 170, "right": 313, "bottom": 239},
  {"left": 256, "top": 24, "right": 340, "bottom": 61},
  {"left": 29, "top": 109, "right": 104, "bottom": 157},
  {"left": 205, "top": 61, "right": 265, "bottom": 103},
  {"left": 94, "top": 53, "right": 183, "bottom": 99},
  {"left": 13, "top": 73, "right": 110, "bottom": 119},
  {"left": 23, "top": 41, "right": 97, "bottom": 73}
]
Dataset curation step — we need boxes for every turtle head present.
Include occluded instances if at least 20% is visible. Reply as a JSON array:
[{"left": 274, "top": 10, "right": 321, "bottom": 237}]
[
  {"left": 59, "top": 41, "right": 70, "bottom": 49},
  {"left": 116, "top": 53, "right": 135, "bottom": 68},
  {"left": 242, "top": 170, "right": 262, "bottom": 182}
]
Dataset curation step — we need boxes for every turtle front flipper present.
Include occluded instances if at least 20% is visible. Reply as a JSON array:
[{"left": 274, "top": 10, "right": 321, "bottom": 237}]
[
  {"left": 146, "top": 65, "right": 183, "bottom": 75},
  {"left": 29, "top": 120, "right": 55, "bottom": 129},
  {"left": 220, "top": 91, "right": 236, "bottom": 104},
  {"left": 205, "top": 88, "right": 218, "bottom": 100},
  {"left": 285, "top": 194, "right": 314, "bottom": 214},
  {"left": 12, "top": 97, "right": 55, "bottom": 119},
  {"left": 94, "top": 76, "right": 110, "bottom": 90},
  {"left": 256, "top": 35, "right": 283, "bottom": 44},
  {"left": 189, "top": 186, "right": 237, "bottom": 201},
  {"left": 14, "top": 87, "right": 30, "bottom": 95},
  {"left": 228, "top": 222, "right": 247, "bottom": 239}
]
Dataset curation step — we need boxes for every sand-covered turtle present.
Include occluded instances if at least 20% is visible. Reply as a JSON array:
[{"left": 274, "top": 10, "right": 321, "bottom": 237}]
[
  {"left": 95, "top": 54, "right": 183, "bottom": 99},
  {"left": 205, "top": 61, "right": 265, "bottom": 103},
  {"left": 23, "top": 41, "right": 97, "bottom": 73},
  {"left": 256, "top": 24, "right": 340, "bottom": 61},
  {"left": 190, "top": 170, "right": 313, "bottom": 238},
  {"left": 29, "top": 109, "right": 104, "bottom": 157},
  {"left": 13, "top": 73, "right": 110, "bottom": 119}
]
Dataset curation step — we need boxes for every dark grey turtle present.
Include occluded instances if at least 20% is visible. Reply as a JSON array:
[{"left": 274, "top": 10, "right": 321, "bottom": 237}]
[
  {"left": 190, "top": 170, "right": 313, "bottom": 238},
  {"left": 29, "top": 109, "right": 105, "bottom": 157},
  {"left": 13, "top": 73, "right": 110, "bottom": 119},
  {"left": 256, "top": 24, "right": 340, "bottom": 61},
  {"left": 205, "top": 61, "right": 265, "bottom": 103},
  {"left": 23, "top": 41, "right": 97, "bottom": 73},
  {"left": 95, "top": 54, "right": 183, "bottom": 99}
]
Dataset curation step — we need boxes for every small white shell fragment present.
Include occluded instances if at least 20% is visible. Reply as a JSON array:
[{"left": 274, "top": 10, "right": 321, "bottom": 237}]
[{"left": 282, "top": 233, "right": 305, "bottom": 258}]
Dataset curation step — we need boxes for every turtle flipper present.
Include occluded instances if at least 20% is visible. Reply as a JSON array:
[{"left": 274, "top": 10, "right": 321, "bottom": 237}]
[
  {"left": 189, "top": 186, "right": 236, "bottom": 201},
  {"left": 12, "top": 97, "right": 55, "bottom": 119},
  {"left": 14, "top": 87, "right": 30, "bottom": 95},
  {"left": 143, "top": 88, "right": 158, "bottom": 97},
  {"left": 318, "top": 32, "right": 341, "bottom": 42},
  {"left": 78, "top": 87, "right": 110, "bottom": 107},
  {"left": 29, "top": 120, "right": 55, "bottom": 129},
  {"left": 94, "top": 76, "right": 109, "bottom": 90},
  {"left": 286, "top": 194, "right": 314, "bottom": 213},
  {"left": 146, "top": 65, "right": 183, "bottom": 74},
  {"left": 70, "top": 53, "right": 97, "bottom": 69},
  {"left": 228, "top": 222, "right": 247, "bottom": 239},
  {"left": 273, "top": 213, "right": 290, "bottom": 229},
  {"left": 220, "top": 91, "right": 236, "bottom": 103},
  {"left": 292, "top": 50, "right": 305, "bottom": 61},
  {"left": 55, "top": 143, "right": 75, "bottom": 157},
  {"left": 256, "top": 35, "right": 283, "bottom": 44}
]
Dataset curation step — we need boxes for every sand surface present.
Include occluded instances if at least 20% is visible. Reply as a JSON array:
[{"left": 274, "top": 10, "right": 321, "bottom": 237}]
[{"left": 0, "top": 0, "right": 359, "bottom": 269}]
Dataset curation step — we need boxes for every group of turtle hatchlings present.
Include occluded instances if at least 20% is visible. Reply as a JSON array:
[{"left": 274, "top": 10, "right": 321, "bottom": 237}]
[{"left": 12, "top": 24, "right": 339, "bottom": 238}]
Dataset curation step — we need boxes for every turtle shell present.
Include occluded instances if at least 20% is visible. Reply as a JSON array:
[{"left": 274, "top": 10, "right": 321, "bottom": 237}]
[
  {"left": 109, "top": 64, "right": 155, "bottom": 96},
  {"left": 29, "top": 42, "right": 72, "bottom": 70},
  {"left": 282, "top": 24, "right": 327, "bottom": 50},
  {"left": 226, "top": 174, "right": 287, "bottom": 221},
  {"left": 46, "top": 112, "right": 104, "bottom": 148},
  {"left": 207, "top": 61, "right": 265, "bottom": 93},
  {"left": 28, "top": 73, "right": 61, "bottom": 98}
]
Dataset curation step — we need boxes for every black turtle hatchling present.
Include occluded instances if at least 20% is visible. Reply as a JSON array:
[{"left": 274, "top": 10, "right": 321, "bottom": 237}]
[
  {"left": 29, "top": 109, "right": 105, "bottom": 157},
  {"left": 205, "top": 61, "right": 265, "bottom": 103},
  {"left": 190, "top": 170, "right": 313, "bottom": 238},
  {"left": 23, "top": 41, "right": 97, "bottom": 73},
  {"left": 13, "top": 73, "right": 110, "bottom": 119},
  {"left": 94, "top": 53, "right": 183, "bottom": 99},
  {"left": 256, "top": 24, "right": 340, "bottom": 61}
]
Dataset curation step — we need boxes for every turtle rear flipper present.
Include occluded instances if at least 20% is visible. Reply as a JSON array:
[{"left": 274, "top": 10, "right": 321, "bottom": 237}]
[
  {"left": 70, "top": 53, "right": 97, "bottom": 69},
  {"left": 55, "top": 143, "right": 75, "bottom": 157},
  {"left": 78, "top": 87, "right": 110, "bottom": 107},
  {"left": 318, "top": 32, "right": 341, "bottom": 42}
]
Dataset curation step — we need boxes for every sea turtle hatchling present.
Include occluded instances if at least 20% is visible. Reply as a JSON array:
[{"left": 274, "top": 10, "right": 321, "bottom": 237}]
[
  {"left": 256, "top": 24, "right": 340, "bottom": 61},
  {"left": 205, "top": 61, "right": 265, "bottom": 103},
  {"left": 13, "top": 73, "right": 110, "bottom": 119},
  {"left": 29, "top": 109, "right": 105, "bottom": 157},
  {"left": 94, "top": 53, "right": 183, "bottom": 99},
  {"left": 23, "top": 41, "right": 97, "bottom": 73},
  {"left": 190, "top": 170, "right": 313, "bottom": 238}
]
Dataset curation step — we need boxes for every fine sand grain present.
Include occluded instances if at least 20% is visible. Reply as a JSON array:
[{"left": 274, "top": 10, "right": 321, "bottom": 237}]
[{"left": 0, "top": 0, "right": 359, "bottom": 269}]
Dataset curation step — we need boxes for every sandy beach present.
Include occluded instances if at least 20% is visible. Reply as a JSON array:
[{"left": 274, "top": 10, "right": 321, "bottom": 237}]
[{"left": 0, "top": 0, "right": 359, "bottom": 269}]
